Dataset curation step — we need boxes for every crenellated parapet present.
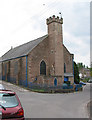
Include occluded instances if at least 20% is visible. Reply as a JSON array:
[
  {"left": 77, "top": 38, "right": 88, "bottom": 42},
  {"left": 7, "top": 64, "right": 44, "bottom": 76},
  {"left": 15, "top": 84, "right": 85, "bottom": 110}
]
[{"left": 46, "top": 15, "right": 63, "bottom": 25}]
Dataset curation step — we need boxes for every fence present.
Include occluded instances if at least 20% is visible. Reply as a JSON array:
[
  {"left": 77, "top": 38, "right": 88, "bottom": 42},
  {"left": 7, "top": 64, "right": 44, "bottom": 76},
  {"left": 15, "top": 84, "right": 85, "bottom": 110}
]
[
  {"left": 1, "top": 77, "right": 82, "bottom": 93},
  {"left": 27, "top": 82, "right": 75, "bottom": 93}
]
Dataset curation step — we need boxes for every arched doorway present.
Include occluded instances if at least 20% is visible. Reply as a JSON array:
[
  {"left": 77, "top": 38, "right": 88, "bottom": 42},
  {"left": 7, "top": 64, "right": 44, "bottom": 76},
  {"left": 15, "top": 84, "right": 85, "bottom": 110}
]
[
  {"left": 40, "top": 61, "right": 46, "bottom": 75},
  {"left": 54, "top": 78, "right": 57, "bottom": 86}
]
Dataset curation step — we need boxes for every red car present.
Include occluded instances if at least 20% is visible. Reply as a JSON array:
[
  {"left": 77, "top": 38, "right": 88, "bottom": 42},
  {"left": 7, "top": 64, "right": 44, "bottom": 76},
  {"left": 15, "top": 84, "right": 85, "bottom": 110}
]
[{"left": 0, "top": 90, "right": 24, "bottom": 120}]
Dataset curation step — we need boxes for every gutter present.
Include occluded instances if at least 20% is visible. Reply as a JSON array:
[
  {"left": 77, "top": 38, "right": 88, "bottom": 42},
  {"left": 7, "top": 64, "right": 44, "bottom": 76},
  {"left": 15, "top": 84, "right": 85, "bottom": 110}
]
[{"left": 0, "top": 55, "right": 27, "bottom": 63}]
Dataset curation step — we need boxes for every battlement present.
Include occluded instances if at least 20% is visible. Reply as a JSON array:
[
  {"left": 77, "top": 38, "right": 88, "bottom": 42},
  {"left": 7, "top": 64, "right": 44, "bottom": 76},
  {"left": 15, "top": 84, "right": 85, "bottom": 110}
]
[{"left": 46, "top": 15, "right": 63, "bottom": 25}]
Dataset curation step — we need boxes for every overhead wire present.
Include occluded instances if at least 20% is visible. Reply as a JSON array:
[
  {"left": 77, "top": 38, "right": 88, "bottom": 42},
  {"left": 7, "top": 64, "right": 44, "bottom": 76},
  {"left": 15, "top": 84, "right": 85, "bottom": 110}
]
[{"left": 12, "top": 0, "right": 61, "bottom": 33}]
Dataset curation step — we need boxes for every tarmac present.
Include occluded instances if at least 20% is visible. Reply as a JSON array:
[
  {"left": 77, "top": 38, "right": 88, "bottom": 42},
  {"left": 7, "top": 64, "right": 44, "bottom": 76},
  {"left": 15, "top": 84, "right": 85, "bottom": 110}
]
[{"left": 87, "top": 100, "right": 92, "bottom": 120}]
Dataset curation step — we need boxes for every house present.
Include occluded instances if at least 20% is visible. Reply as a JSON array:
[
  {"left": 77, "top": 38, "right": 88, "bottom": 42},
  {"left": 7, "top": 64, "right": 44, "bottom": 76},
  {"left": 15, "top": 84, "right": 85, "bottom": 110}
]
[
  {"left": 0, "top": 15, "right": 74, "bottom": 88},
  {"left": 79, "top": 68, "right": 90, "bottom": 78}
]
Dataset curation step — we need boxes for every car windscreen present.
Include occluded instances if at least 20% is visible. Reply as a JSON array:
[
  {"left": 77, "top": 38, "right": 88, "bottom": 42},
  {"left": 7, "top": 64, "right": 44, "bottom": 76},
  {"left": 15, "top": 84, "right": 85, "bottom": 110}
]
[{"left": 0, "top": 93, "right": 19, "bottom": 108}]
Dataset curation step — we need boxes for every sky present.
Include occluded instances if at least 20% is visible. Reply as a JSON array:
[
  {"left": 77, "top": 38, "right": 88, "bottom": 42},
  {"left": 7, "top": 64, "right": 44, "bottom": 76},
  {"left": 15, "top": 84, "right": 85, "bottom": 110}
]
[
  {"left": 0, "top": 0, "right": 91, "bottom": 67},
  {"left": 90, "top": 2, "right": 92, "bottom": 68}
]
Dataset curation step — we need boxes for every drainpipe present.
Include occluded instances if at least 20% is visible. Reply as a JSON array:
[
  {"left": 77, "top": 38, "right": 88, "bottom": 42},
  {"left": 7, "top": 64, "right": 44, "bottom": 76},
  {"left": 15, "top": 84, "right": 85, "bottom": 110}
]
[
  {"left": 72, "top": 57, "right": 74, "bottom": 83},
  {"left": 26, "top": 55, "right": 28, "bottom": 87}
]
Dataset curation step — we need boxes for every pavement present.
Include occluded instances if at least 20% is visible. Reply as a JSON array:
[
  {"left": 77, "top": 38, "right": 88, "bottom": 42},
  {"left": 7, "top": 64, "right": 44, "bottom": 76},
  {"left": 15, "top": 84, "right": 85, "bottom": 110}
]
[
  {"left": 87, "top": 81, "right": 92, "bottom": 120},
  {"left": 0, "top": 80, "right": 91, "bottom": 119},
  {"left": 87, "top": 100, "right": 92, "bottom": 120}
]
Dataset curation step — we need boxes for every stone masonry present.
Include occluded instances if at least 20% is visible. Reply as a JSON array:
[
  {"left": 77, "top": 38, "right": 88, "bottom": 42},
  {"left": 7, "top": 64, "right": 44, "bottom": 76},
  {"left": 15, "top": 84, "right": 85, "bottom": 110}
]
[{"left": 0, "top": 15, "right": 74, "bottom": 87}]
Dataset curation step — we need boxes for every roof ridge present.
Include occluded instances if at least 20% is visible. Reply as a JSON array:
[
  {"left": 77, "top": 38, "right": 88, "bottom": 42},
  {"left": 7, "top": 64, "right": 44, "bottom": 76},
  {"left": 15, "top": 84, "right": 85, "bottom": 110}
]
[
  {"left": 63, "top": 44, "right": 72, "bottom": 55},
  {"left": 12, "top": 34, "right": 48, "bottom": 50},
  {"left": 2, "top": 34, "right": 48, "bottom": 61}
]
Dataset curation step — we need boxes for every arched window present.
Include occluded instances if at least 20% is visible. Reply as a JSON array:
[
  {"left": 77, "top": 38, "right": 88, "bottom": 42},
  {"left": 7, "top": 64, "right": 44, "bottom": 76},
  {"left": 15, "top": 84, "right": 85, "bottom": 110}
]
[
  {"left": 4, "top": 64, "right": 7, "bottom": 76},
  {"left": 64, "top": 63, "right": 66, "bottom": 73},
  {"left": 40, "top": 61, "right": 46, "bottom": 75}
]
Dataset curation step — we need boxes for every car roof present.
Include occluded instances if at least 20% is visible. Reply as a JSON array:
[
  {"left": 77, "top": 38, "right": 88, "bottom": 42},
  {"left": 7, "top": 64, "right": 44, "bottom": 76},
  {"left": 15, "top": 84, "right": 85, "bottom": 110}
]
[{"left": 0, "top": 90, "right": 16, "bottom": 94}]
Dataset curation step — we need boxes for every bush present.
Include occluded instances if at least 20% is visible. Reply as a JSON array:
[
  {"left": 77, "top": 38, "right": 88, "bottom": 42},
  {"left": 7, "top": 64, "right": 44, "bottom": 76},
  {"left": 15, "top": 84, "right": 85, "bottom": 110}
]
[
  {"left": 82, "top": 78, "right": 90, "bottom": 82},
  {"left": 64, "top": 81, "right": 70, "bottom": 85}
]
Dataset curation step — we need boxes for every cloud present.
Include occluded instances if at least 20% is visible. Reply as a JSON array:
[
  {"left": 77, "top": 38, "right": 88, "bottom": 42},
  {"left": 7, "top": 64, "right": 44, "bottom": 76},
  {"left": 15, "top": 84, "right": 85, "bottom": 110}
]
[
  {"left": 63, "top": 32, "right": 90, "bottom": 66},
  {"left": 0, "top": 0, "right": 90, "bottom": 67},
  {"left": 62, "top": 2, "right": 90, "bottom": 37}
]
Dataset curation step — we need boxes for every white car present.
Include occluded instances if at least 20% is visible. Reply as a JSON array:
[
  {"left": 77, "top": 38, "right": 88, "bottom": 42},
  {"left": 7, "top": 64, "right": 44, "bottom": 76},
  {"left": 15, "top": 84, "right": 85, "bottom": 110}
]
[
  {"left": 88, "top": 79, "right": 92, "bottom": 83},
  {"left": 0, "top": 84, "right": 5, "bottom": 90}
]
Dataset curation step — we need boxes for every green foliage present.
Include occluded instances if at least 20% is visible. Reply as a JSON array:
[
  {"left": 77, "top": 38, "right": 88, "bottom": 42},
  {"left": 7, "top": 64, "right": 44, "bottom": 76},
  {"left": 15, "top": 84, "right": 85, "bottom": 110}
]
[
  {"left": 77, "top": 62, "right": 89, "bottom": 69},
  {"left": 90, "top": 68, "right": 92, "bottom": 77},
  {"left": 77, "top": 63, "right": 84, "bottom": 69},
  {"left": 74, "top": 61, "right": 80, "bottom": 84},
  {"left": 64, "top": 81, "right": 70, "bottom": 86},
  {"left": 82, "top": 78, "right": 90, "bottom": 82},
  {"left": 86, "top": 66, "right": 89, "bottom": 69},
  {"left": 31, "top": 89, "right": 45, "bottom": 92},
  {"left": 77, "top": 63, "right": 88, "bottom": 70}
]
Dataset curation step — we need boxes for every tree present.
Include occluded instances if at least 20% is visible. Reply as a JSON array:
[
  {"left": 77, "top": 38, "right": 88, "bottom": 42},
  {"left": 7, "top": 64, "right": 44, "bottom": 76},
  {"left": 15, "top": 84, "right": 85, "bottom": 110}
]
[
  {"left": 90, "top": 62, "right": 92, "bottom": 77},
  {"left": 90, "top": 68, "right": 92, "bottom": 77},
  {"left": 77, "top": 62, "right": 84, "bottom": 69},
  {"left": 74, "top": 61, "right": 80, "bottom": 84}
]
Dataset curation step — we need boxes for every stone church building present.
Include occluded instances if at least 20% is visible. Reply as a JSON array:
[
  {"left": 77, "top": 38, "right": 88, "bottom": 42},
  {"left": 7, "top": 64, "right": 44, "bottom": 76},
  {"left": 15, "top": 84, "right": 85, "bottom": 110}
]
[{"left": 0, "top": 15, "right": 74, "bottom": 88}]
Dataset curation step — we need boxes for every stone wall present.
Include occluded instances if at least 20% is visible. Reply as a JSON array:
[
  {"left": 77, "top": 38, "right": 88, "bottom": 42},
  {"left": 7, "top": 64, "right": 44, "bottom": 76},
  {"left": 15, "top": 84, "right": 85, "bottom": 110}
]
[
  {"left": 47, "top": 15, "right": 64, "bottom": 78},
  {"left": 27, "top": 36, "right": 64, "bottom": 86},
  {"left": 0, "top": 62, "right": 2, "bottom": 79},
  {"left": 63, "top": 45, "right": 73, "bottom": 74},
  {"left": 37, "top": 75, "right": 63, "bottom": 86},
  {"left": 68, "top": 76, "right": 74, "bottom": 85},
  {"left": 1, "top": 15, "right": 74, "bottom": 87},
  {"left": 27, "top": 37, "right": 50, "bottom": 84},
  {"left": 2, "top": 57, "right": 26, "bottom": 86}
]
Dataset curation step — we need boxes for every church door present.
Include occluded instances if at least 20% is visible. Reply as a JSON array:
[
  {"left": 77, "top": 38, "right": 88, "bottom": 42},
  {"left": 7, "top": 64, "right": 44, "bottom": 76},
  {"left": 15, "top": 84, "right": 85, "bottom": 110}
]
[{"left": 54, "top": 78, "right": 57, "bottom": 86}]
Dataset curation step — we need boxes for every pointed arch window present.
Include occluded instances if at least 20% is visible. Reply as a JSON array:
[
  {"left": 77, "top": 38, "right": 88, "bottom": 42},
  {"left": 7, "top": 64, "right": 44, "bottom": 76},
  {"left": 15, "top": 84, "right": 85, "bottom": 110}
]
[
  {"left": 40, "top": 61, "right": 46, "bottom": 75},
  {"left": 64, "top": 63, "right": 66, "bottom": 73}
]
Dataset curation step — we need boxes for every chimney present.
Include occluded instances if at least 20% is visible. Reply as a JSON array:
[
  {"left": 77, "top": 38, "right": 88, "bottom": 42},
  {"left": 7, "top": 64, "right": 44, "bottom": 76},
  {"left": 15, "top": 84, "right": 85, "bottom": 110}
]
[{"left": 11, "top": 46, "right": 13, "bottom": 50}]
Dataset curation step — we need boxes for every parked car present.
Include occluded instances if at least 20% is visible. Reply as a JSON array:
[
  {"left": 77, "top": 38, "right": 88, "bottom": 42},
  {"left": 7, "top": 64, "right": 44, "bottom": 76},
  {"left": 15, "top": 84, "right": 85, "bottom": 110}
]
[
  {"left": 0, "top": 90, "right": 24, "bottom": 119},
  {"left": 88, "top": 79, "right": 92, "bottom": 83},
  {"left": 79, "top": 81, "right": 86, "bottom": 85},
  {"left": 0, "top": 84, "right": 5, "bottom": 90}
]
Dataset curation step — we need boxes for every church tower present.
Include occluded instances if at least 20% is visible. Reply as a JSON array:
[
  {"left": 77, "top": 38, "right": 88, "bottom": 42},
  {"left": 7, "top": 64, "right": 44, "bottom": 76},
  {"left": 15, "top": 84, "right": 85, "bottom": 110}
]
[{"left": 46, "top": 15, "right": 64, "bottom": 80}]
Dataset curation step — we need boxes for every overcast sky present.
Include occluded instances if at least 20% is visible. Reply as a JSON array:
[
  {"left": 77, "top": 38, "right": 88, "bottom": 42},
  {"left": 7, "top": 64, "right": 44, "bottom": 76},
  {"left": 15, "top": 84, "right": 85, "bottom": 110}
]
[
  {"left": 90, "top": 1, "right": 92, "bottom": 66},
  {"left": 0, "top": 0, "right": 91, "bottom": 67}
]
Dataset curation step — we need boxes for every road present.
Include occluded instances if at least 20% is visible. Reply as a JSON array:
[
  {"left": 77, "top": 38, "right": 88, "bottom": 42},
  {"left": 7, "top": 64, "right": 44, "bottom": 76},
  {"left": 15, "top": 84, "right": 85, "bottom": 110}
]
[{"left": 0, "top": 80, "right": 91, "bottom": 118}]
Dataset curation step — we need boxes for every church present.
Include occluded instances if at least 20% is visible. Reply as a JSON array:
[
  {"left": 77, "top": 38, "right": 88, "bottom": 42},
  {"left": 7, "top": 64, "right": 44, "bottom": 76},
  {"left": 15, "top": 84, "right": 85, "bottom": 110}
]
[{"left": 0, "top": 15, "right": 74, "bottom": 88}]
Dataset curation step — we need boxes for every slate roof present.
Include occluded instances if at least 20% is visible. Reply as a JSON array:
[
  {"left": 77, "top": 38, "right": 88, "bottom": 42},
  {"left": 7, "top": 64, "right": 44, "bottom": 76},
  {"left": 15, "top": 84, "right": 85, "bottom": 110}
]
[{"left": 1, "top": 35, "right": 48, "bottom": 62}]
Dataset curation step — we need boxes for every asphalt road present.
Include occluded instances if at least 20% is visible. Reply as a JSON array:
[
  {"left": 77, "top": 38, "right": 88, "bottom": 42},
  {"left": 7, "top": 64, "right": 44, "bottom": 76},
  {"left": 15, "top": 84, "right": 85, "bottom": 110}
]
[{"left": 0, "top": 80, "right": 91, "bottom": 118}]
